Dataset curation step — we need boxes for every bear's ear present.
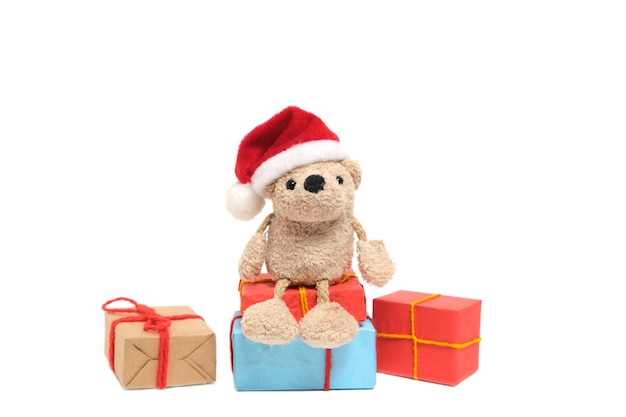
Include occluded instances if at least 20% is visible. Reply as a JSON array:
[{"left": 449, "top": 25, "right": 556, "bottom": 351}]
[
  {"left": 264, "top": 180, "right": 277, "bottom": 198},
  {"left": 341, "top": 159, "right": 362, "bottom": 190}
]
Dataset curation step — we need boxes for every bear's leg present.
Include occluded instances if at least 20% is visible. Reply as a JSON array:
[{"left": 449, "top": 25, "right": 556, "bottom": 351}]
[
  {"left": 240, "top": 278, "right": 298, "bottom": 345},
  {"left": 298, "top": 279, "right": 360, "bottom": 349}
]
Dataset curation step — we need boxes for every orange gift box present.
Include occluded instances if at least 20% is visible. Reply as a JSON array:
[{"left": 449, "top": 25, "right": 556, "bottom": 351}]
[
  {"left": 238, "top": 272, "right": 367, "bottom": 322},
  {"left": 373, "top": 290, "right": 482, "bottom": 386}
]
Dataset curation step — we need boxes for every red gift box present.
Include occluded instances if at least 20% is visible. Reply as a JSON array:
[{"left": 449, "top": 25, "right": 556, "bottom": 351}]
[
  {"left": 373, "top": 290, "right": 482, "bottom": 386},
  {"left": 238, "top": 272, "right": 367, "bottom": 322}
]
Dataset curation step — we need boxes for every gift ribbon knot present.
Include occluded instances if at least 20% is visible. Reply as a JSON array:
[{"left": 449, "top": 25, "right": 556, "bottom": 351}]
[
  {"left": 143, "top": 313, "right": 172, "bottom": 332},
  {"left": 102, "top": 297, "right": 203, "bottom": 389}
]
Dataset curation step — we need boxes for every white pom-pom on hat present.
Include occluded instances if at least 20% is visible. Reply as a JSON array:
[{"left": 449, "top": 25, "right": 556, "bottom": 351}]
[{"left": 226, "top": 182, "right": 266, "bottom": 221}]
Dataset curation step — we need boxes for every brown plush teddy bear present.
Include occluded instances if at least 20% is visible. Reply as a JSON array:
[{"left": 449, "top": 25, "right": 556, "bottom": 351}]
[{"left": 226, "top": 106, "right": 395, "bottom": 349}]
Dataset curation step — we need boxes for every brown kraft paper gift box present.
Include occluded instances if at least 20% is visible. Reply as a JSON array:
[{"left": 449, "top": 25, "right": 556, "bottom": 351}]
[{"left": 103, "top": 298, "right": 216, "bottom": 389}]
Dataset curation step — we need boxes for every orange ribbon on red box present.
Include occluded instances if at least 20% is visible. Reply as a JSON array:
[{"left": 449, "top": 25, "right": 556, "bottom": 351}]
[
  {"left": 102, "top": 297, "right": 204, "bottom": 389},
  {"left": 376, "top": 293, "right": 482, "bottom": 380},
  {"left": 238, "top": 273, "right": 357, "bottom": 316}
]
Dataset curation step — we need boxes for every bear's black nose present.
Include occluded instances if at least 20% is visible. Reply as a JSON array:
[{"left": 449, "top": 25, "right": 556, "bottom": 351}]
[{"left": 304, "top": 174, "right": 325, "bottom": 194}]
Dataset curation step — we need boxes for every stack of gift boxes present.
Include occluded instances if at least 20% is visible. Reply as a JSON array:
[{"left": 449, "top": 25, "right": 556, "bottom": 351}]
[
  {"left": 101, "top": 281, "right": 481, "bottom": 390},
  {"left": 231, "top": 271, "right": 376, "bottom": 391}
]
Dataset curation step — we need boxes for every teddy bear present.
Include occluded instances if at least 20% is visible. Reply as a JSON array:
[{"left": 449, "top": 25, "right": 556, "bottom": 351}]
[{"left": 226, "top": 106, "right": 395, "bottom": 349}]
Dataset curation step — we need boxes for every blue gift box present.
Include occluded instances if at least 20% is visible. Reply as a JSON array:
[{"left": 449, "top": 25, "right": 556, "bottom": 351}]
[{"left": 230, "top": 312, "right": 377, "bottom": 391}]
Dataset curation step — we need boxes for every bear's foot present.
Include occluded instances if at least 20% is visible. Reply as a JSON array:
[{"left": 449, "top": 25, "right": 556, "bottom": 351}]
[
  {"left": 299, "top": 302, "right": 359, "bottom": 349},
  {"left": 241, "top": 298, "right": 298, "bottom": 346}
]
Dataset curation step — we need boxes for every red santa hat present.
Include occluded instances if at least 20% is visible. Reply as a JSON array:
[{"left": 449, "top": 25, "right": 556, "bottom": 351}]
[{"left": 226, "top": 106, "right": 349, "bottom": 220}]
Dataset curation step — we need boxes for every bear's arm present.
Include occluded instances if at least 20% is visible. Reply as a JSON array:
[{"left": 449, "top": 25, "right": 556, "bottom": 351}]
[
  {"left": 352, "top": 216, "right": 396, "bottom": 287},
  {"left": 238, "top": 213, "right": 273, "bottom": 280}
]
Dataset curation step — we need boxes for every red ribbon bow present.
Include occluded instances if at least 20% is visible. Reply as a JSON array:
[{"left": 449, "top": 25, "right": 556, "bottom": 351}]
[{"left": 102, "top": 297, "right": 203, "bottom": 389}]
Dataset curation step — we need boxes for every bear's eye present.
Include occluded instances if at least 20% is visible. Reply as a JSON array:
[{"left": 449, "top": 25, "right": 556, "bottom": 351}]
[
  {"left": 286, "top": 179, "right": 296, "bottom": 190},
  {"left": 336, "top": 176, "right": 344, "bottom": 185}
]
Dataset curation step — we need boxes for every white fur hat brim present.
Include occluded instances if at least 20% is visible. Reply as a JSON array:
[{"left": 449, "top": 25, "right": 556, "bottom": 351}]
[{"left": 250, "top": 140, "right": 348, "bottom": 195}]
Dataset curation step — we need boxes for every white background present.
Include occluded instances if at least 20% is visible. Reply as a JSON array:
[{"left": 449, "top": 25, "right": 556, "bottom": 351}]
[{"left": 1, "top": 1, "right": 624, "bottom": 415}]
